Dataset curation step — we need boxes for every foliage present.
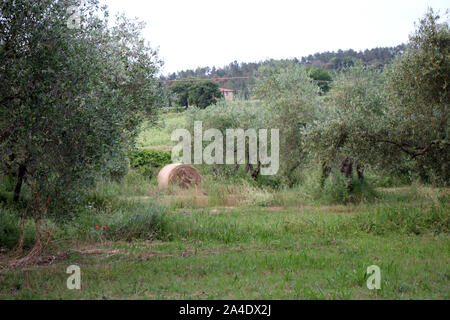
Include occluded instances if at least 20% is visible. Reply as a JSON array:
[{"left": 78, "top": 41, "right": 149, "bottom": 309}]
[
  {"left": 306, "top": 9, "right": 449, "bottom": 185},
  {"left": 295, "top": 165, "right": 379, "bottom": 204},
  {"left": 383, "top": 8, "right": 449, "bottom": 184},
  {"left": 0, "top": 206, "right": 46, "bottom": 249},
  {"left": 163, "top": 60, "right": 260, "bottom": 99},
  {"left": 186, "top": 99, "right": 271, "bottom": 180},
  {"left": 187, "top": 80, "right": 223, "bottom": 108},
  {"left": 0, "top": 0, "right": 163, "bottom": 213},
  {"left": 161, "top": 46, "right": 406, "bottom": 97},
  {"left": 306, "top": 66, "right": 333, "bottom": 93},
  {"left": 130, "top": 149, "right": 172, "bottom": 169},
  {"left": 254, "top": 61, "right": 323, "bottom": 183},
  {"left": 104, "top": 156, "right": 131, "bottom": 183},
  {"left": 301, "top": 45, "right": 406, "bottom": 69},
  {"left": 324, "top": 56, "right": 357, "bottom": 70},
  {"left": 187, "top": 99, "right": 269, "bottom": 134},
  {"left": 306, "top": 64, "right": 392, "bottom": 171},
  {"left": 129, "top": 149, "right": 172, "bottom": 177},
  {"left": 169, "top": 79, "right": 222, "bottom": 108},
  {"left": 168, "top": 80, "right": 194, "bottom": 108}
]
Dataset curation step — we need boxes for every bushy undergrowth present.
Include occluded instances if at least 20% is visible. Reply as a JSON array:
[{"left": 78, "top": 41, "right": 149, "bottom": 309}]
[
  {"left": 66, "top": 202, "right": 168, "bottom": 242},
  {"left": 370, "top": 173, "right": 411, "bottom": 188},
  {"left": 1, "top": 164, "right": 447, "bottom": 251},
  {"left": 103, "top": 203, "right": 167, "bottom": 241},
  {"left": 0, "top": 206, "right": 59, "bottom": 250},
  {"left": 83, "top": 171, "right": 157, "bottom": 210},
  {"left": 297, "top": 167, "right": 379, "bottom": 205},
  {"left": 1, "top": 198, "right": 169, "bottom": 250},
  {"left": 0, "top": 174, "right": 15, "bottom": 203},
  {"left": 0, "top": 208, "right": 36, "bottom": 249},
  {"left": 129, "top": 149, "right": 172, "bottom": 178}
]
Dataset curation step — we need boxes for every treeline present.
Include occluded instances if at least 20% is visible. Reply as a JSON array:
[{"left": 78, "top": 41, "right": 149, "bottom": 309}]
[
  {"left": 300, "top": 44, "right": 407, "bottom": 69},
  {"left": 186, "top": 9, "right": 449, "bottom": 188},
  {"left": 160, "top": 45, "right": 406, "bottom": 98}
]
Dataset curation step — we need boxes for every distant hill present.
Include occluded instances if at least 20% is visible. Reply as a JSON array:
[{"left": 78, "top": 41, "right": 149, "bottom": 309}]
[{"left": 160, "top": 45, "right": 406, "bottom": 98}]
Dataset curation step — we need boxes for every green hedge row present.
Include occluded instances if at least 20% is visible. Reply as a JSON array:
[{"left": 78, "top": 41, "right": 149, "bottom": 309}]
[{"left": 129, "top": 149, "right": 172, "bottom": 178}]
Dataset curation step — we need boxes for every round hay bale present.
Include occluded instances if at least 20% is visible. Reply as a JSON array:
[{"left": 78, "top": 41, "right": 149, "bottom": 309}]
[{"left": 157, "top": 164, "right": 201, "bottom": 189}]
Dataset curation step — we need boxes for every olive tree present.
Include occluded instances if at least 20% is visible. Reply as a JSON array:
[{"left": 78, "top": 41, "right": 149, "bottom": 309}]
[
  {"left": 186, "top": 99, "right": 271, "bottom": 179},
  {"left": 0, "top": 0, "right": 163, "bottom": 212},
  {"left": 254, "top": 61, "right": 323, "bottom": 184},
  {"left": 305, "top": 64, "right": 399, "bottom": 187},
  {"left": 382, "top": 9, "right": 449, "bottom": 184},
  {"left": 307, "top": 9, "right": 449, "bottom": 185}
]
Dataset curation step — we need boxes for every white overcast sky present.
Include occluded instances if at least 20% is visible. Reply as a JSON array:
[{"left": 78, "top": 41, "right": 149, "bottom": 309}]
[{"left": 99, "top": 0, "right": 449, "bottom": 75}]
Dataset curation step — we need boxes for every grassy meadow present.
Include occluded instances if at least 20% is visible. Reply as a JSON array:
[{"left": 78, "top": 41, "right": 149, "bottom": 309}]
[{"left": 0, "top": 112, "right": 449, "bottom": 300}]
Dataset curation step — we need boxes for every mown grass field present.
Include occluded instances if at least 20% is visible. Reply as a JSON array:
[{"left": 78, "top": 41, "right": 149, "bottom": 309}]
[{"left": 0, "top": 112, "right": 449, "bottom": 300}]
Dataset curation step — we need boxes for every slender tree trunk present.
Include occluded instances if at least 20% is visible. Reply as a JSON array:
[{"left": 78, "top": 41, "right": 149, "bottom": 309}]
[
  {"left": 13, "top": 163, "right": 26, "bottom": 202},
  {"left": 340, "top": 157, "right": 353, "bottom": 191},
  {"left": 321, "top": 161, "right": 331, "bottom": 188},
  {"left": 244, "top": 148, "right": 252, "bottom": 174},
  {"left": 251, "top": 161, "right": 261, "bottom": 180},
  {"left": 356, "top": 163, "right": 364, "bottom": 182}
]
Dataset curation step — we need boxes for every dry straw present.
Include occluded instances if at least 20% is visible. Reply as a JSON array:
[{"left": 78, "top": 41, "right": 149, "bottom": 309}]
[{"left": 157, "top": 164, "right": 202, "bottom": 189}]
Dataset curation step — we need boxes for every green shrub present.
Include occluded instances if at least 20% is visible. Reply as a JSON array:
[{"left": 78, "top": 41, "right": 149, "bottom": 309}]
[
  {"left": 0, "top": 174, "right": 15, "bottom": 192},
  {"left": 105, "top": 155, "right": 130, "bottom": 182},
  {"left": 370, "top": 173, "right": 411, "bottom": 188},
  {"left": 298, "top": 166, "right": 378, "bottom": 204},
  {"left": 321, "top": 171, "right": 350, "bottom": 204},
  {"left": 129, "top": 149, "right": 172, "bottom": 178},
  {"left": 84, "top": 182, "right": 123, "bottom": 212},
  {"left": 349, "top": 176, "right": 379, "bottom": 203}
]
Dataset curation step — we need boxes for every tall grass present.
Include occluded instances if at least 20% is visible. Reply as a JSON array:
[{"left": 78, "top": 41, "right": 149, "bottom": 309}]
[
  {"left": 155, "top": 201, "right": 449, "bottom": 246},
  {"left": 355, "top": 205, "right": 449, "bottom": 235},
  {"left": 1, "top": 162, "right": 447, "bottom": 251},
  {"left": 295, "top": 167, "right": 379, "bottom": 205},
  {"left": 0, "top": 206, "right": 57, "bottom": 250},
  {"left": 45, "top": 201, "right": 169, "bottom": 243}
]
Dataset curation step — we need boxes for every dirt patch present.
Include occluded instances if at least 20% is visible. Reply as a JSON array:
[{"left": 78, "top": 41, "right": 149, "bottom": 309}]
[
  {"left": 262, "top": 206, "right": 285, "bottom": 212},
  {"left": 0, "top": 245, "right": 124, "bottom": 273},
  {"left": 261, "top": 205, "right": 359, "bottom": 214},
  {"left": 70, "top": 248, "right": 122, "bottom": 258},
  {"left": 0, "top": 251, "right": 69, "bottom": 272},
  {"left": 209, "top": 207, "right": 236, "bottom": 214}
]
